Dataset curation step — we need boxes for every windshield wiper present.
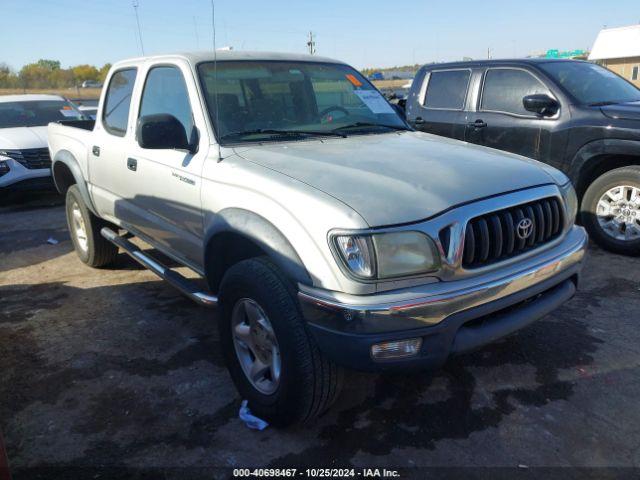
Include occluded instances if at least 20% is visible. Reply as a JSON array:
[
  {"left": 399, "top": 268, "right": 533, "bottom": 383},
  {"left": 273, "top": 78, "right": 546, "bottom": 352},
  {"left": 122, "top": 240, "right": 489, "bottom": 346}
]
[
  {"left": 220, "top": 128, "right": 346, "bottom": 140},
  {"left": 331, "top": 122, "right": 410, "bottom": 133}
]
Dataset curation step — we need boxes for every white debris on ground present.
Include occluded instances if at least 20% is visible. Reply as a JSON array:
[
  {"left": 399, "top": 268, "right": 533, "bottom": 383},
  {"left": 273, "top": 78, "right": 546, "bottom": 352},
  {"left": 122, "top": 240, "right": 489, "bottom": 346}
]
[{"left": 238, "top": 400, "right": 269, "bottom": 430}]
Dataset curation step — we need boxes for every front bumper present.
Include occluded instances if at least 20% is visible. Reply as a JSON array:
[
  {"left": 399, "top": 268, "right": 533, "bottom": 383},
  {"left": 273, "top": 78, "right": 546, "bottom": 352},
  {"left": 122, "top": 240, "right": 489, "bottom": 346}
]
[
  {"left": 0, "top": 158, "right": 52, "bottom": 190},
  {"left": 298, "top": 225, "right": 588, "bottom": 371}
]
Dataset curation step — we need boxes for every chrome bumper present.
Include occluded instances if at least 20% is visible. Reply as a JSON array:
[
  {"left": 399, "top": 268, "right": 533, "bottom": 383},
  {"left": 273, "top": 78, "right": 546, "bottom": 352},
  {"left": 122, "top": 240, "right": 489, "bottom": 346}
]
[{"left": 298, "top": 225, "right": 587, "bottom": 334}]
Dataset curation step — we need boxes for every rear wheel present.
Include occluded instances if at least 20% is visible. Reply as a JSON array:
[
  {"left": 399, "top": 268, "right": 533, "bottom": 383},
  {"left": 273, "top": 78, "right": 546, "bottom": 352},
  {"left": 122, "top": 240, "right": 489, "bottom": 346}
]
[
  {"left": 581, "top": 166, "right": 640, "bottom": 255},
  {"left": 218, "top": 257, "right": 343, "bottom": 426},
  {"left": 65, "top": 185, "right": 118, "bottom": 267}
]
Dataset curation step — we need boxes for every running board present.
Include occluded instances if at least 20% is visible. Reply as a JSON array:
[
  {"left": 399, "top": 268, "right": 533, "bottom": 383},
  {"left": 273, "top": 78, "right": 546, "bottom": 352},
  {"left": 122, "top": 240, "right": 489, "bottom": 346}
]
[{"left": 100, "top": 227, "right": 218, "bottom": 308}]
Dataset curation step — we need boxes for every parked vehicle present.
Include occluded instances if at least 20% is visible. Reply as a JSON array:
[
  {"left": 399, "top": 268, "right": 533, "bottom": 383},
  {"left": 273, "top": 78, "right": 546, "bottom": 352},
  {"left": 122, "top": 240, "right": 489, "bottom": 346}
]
[
  {"left": 48, "top": 52, "right": 587, "bottom": 426},
  {"left": 80, "top": 80, "right": 102, "bottom": 89},
  {"left": 76, "top": 104, "right": 98, "bottom": 120},
  {"left": 0, "top": 94, "right": 84, "bottom": 191},
  {"left": 405, "top": 59, "right": 640, "bottom": 255}
]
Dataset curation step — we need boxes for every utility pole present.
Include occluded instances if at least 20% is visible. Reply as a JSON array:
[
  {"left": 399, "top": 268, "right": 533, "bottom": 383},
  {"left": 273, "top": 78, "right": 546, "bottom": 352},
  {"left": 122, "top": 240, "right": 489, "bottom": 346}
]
[
  {"left": 307, "top": 31, "right": 316, "bottom": 55},
  {"left": 132, "top": 0, "right": 145, "bottom": 55},
  {"left": 487, "top": 47, "right": 491, "bottom": 59}
]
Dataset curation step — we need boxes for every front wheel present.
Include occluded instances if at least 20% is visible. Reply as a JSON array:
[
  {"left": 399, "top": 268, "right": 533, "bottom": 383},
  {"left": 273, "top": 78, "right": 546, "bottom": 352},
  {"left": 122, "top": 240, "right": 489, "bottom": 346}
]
[
  {"left": 218, "top": 257, "right": 343, "bottom": 426},
  {"left": 65, "top": 185, "right": 118, "bottom": 267},
  {"left": 580, "top": 166, "right": 640, "bottom": 256}
]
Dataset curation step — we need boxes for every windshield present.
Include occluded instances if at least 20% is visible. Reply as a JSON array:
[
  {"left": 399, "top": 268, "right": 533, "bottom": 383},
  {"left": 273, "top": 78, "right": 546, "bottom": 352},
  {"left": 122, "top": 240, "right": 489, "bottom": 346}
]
[
  {"left": 198, "top": 61, "right": 407, "bottom": 143},
  {"left": 0, "top": 100, "right": 84, "bottom": 128},
  {"left": 539, "top": 61, "right": 640, "bottom": 105}
]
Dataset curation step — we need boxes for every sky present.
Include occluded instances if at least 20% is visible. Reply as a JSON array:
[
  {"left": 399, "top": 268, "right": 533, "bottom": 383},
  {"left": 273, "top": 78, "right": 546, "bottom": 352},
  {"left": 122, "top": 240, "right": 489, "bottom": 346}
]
[{"left": 1, "top": 0, "right": 639, "bottom": 71}]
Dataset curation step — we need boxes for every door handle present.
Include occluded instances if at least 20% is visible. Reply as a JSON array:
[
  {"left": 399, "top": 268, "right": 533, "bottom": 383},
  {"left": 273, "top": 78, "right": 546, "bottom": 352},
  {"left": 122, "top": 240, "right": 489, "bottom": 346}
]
[
  {"left": 414, "top": 116, "right": 425, "bottom": 125},
  {"left": 468, "top": 120, "right": 487, "bottom": 129},
  {"left": 127, "top": 158, "right": 137, "bottom": 172},
  {"left": 92, "top": 145, "right": 100, "bottom": 156}
]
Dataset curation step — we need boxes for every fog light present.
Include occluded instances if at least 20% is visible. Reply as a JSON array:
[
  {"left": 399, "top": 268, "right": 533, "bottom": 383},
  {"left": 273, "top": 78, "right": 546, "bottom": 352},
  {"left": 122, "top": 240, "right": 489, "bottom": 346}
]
[
  {"left": 371, "top": 338, "right": 422, "bottom": 360},
  {"left": 0, "top": 160, "right": 9, "bottom": 177}
]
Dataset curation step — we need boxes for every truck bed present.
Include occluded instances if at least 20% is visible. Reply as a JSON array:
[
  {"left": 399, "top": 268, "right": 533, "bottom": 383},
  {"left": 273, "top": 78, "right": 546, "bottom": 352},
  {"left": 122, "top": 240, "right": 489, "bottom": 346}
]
[{"left": 47, "top": 121, "right": 94, "bottom": 180}]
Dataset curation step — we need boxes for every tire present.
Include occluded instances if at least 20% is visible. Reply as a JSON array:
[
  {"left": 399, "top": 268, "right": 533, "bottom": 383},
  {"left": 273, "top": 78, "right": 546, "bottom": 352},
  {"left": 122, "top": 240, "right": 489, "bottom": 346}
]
[
  {"left": 218, "top": 257, "right": 343, "bottom": 427},
  {"left": 580, "top": 166, "right": 640, "bottom": 256},
  {"left": 65, "top": 185, "right": 118, "bottom": 267}
]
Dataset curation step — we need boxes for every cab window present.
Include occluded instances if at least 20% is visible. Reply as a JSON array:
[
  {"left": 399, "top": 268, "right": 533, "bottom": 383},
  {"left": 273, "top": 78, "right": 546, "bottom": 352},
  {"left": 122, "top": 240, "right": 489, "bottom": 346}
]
[
  {"left": 423, "top": 70, "right": 470, "bottom": 110},
  {"left": 139, "top": 66, "right": 194, "bottom": 140},
  {"left": 102, "top": 68, "right": 137, "bottom": 136},
  {"left": 481, "top": 68, "right": 550, "bottom": 116}
]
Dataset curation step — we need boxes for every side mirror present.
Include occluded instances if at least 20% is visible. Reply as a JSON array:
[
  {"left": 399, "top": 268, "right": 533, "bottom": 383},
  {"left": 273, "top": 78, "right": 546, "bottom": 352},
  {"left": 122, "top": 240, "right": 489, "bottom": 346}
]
[
  {"left": 523, "top": 94, "right": 559, "bottom": 117},
  {"left": 136, "top": 114, "right": 196, "bottom": 153}
]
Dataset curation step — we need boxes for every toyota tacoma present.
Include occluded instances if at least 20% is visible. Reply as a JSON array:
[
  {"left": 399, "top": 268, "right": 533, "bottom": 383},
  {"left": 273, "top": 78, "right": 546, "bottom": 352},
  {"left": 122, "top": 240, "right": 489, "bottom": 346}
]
[{"left": 48, "top": 51, "right": 588, "bottom": 426}]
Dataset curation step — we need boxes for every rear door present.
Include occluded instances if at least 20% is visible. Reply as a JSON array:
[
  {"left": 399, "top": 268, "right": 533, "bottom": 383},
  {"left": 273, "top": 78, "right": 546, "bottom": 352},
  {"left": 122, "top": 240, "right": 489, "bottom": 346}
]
[
  {"left": 464, "top": 67, "right": 558, "bottom": 160},
  {"left": 89, "top": 67, "right": 139, "bottom": 224},
  {"left": 407, "top": 68, "right": 471, "bottom": 140}
]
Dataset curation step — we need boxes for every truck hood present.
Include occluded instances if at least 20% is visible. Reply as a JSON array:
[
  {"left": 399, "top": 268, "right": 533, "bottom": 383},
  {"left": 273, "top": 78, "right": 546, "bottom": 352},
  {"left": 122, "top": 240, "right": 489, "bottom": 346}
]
[
  {"left": 0, "top": 126, "right": 48, "bottom": 150},
  {"left": 600, "top": 101, "right": 640, "bottom": 121},
  {"left": 235, "top": 131, "right": 555, "bottom": 227}
]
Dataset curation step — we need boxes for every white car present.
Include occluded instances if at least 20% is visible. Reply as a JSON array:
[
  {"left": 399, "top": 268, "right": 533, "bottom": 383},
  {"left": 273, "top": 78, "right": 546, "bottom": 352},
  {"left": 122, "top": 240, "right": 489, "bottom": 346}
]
[{"left": 0, "top": 94, "right": 84, "bottom": 191}]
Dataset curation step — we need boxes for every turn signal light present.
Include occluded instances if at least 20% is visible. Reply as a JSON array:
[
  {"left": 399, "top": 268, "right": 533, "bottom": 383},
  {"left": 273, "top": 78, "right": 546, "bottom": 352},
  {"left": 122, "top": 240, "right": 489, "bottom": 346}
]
[{"left": 371, "top": 338, "right": 422, "bottom": 360}]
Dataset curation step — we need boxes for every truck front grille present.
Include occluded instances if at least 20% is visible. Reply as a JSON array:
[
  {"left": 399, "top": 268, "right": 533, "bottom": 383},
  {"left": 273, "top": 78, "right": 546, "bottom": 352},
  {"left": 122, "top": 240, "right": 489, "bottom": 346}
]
[
  {"left": 3, "top": 148, "right": 51, "bottom": 170},
  {"left": 462, "top": 197, "right": 564, "bottom": 268}
]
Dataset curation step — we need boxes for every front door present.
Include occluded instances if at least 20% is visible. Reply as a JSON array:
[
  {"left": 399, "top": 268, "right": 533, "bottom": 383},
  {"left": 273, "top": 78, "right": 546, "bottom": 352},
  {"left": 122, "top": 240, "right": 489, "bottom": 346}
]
[
  {"left": 124, "top": 63, "right": 209, "bottom": 269},
  {"left": 465, "top": 67, "right": 558, "bottom": 160}
]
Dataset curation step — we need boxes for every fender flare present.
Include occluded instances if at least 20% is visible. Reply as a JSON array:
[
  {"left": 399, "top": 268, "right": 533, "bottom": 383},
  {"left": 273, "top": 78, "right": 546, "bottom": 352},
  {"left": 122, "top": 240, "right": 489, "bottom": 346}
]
[
  {"left": 569, "top": 139, "right": 640, "bottom": 190},
  {"left": 203, "top": 208, "right": 312, "bottom": 289},
  {"left": 52, "top": 150, "right": 97, "bottom": 215}
]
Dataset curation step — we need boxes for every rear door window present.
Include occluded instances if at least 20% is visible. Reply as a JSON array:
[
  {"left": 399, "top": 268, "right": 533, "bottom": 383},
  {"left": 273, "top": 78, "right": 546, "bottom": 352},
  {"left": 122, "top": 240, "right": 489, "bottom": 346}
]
[
  {"left": 102, "top": 68, "right": 137, "bottom": 136},
  {"left": 423, "top": 70, "right": 471, "bottom": 109},
  {"left": 481, "top": 68, "right": 550, "bottom": 116}
]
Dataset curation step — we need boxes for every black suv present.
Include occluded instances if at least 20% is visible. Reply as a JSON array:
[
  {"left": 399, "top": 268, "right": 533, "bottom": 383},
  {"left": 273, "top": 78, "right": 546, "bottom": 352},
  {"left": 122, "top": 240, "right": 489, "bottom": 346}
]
[{"left": 405, "top": 59, "right": 640, "bottom": 255}]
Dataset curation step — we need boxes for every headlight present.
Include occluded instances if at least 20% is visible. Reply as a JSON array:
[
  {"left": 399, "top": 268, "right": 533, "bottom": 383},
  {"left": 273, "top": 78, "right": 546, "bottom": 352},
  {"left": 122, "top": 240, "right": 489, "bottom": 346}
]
[
  {"left": 560, "top": 182, "right": 578, "bottom": 225},
  {"left": 333, "top": 231, "right": 440, "bottom": 280}
]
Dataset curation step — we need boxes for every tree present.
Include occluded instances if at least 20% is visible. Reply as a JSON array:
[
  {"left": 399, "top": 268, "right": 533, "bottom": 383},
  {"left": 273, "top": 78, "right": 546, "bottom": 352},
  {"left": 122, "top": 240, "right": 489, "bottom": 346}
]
[
  {"left": 36, "top": 59, "right": 61, "bottom": 71},
  {"left": 19, "top": 63, "right": 52, "bottom": 89},
  {"left": 0, "top": 63, "right": 18, "bottom": 88},
  {"left": 72, "top": 64, "right": 100, "bottom": 83},
  {"left": 98, "top": 63, "right": 112, "bottom": 82}
]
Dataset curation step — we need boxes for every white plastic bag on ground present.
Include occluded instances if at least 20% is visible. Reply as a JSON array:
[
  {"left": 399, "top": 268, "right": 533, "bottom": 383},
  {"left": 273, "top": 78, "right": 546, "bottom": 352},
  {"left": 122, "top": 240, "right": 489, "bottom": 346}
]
[{"left": 238, "top": 400, "right": 269, "bottom": 430}]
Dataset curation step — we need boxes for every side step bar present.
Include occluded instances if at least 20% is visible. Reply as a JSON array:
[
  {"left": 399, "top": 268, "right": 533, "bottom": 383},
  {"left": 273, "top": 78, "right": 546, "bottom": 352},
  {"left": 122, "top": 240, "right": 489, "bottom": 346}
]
[{"left": 100, "top": 227, "right": 218, "bottom": 308}]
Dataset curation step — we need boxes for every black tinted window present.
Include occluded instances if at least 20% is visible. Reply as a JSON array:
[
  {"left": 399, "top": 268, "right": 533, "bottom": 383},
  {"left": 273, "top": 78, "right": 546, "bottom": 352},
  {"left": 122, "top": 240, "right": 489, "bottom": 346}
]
[
  {"left": 139, "top": 66, "right": 194, "bottom": 139},
  {"left": 481, "top": 69, "right": 549, "bottom": 115},
  {"left": 103, "top": 69, "right": 136, "bottom": 136},
  {"left": 539, "top": 61, "right": 640, "bottom": 105},
  {"left": 423, "top": 70, "right": 470, "bottom": 109}
]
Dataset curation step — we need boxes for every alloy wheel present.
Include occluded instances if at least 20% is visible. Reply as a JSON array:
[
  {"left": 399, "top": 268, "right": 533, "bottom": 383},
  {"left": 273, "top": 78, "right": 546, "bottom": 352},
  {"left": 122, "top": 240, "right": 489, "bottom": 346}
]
[
  {"left": 231, "top": 298, "right": 282, "bottom": 395},
  {"left": 596, "top": 185, "right": 640, "bottom": 241}
]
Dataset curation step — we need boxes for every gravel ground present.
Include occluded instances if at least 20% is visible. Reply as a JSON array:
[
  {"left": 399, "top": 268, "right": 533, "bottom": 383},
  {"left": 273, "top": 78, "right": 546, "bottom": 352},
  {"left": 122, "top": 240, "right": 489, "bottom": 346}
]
[{"left": 1, "top": 192, "right": 639, "bottom": 479}]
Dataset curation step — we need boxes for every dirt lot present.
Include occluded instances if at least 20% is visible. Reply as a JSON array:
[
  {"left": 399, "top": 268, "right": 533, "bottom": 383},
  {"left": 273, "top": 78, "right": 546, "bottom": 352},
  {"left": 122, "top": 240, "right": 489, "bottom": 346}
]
[{"left": 1, "top": 192, "right": 640, "bottom": 478}]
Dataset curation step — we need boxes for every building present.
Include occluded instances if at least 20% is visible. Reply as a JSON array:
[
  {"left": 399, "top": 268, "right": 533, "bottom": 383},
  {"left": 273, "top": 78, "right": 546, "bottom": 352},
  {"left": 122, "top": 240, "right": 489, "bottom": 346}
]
[{"left": 589, "top": 24, "right": 640, "bottom": 86}]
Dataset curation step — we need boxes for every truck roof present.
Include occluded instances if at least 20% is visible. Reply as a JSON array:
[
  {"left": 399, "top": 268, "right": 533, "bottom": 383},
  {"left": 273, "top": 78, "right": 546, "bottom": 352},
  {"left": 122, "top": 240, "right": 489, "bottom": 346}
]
[
  {"left": 113, "top": 50, "right": 347, "bottom": 68},
  {"left": 418, "top": 58, "right": 586, "bottom": 70},
  {"left": 0, "top": 94, "right": 65, "bottom": 103}
]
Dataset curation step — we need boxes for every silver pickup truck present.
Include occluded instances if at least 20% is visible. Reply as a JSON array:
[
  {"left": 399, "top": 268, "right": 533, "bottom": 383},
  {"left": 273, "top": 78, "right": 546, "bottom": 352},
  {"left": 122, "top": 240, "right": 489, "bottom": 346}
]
[{"left": 48, "top": 51, "right": 588, "bottom": 426}]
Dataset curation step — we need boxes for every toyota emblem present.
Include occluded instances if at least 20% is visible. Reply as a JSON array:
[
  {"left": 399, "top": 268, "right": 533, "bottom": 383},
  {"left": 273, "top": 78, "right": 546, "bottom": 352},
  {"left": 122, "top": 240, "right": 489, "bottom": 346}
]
[{"left": 516, "top": 218, "right": 533, "bottom": 240}]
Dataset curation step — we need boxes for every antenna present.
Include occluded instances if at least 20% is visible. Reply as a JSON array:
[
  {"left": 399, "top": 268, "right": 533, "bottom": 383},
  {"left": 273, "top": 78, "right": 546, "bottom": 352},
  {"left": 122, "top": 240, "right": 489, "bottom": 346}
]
[
  {"left": 307, "top": 31, "right": 316, "bottom": 55},
  {"left": 193, "top": 16, "right": 200, "bottom": 49},
  {"left": 132, "top": 0, "right": 145, "bottom": 55},
  {"left": 211, "top": 0, "right": 222, "bottom": 161}
]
